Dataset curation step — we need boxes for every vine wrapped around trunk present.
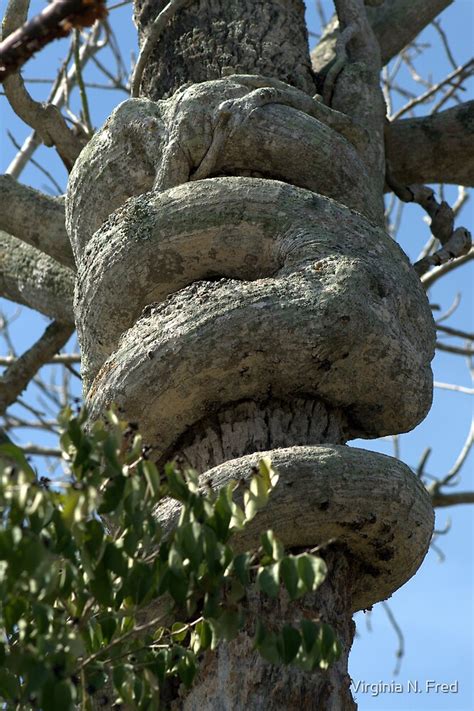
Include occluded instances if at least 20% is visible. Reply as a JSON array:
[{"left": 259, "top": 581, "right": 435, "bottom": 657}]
[{"left": 66, "top": 0, "right": 436, "bottom": 707}]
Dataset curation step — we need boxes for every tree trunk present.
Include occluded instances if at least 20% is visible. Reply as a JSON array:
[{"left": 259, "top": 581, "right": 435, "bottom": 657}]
[{"left": 67, "top": 0, "right": 435, "bottom": 707}]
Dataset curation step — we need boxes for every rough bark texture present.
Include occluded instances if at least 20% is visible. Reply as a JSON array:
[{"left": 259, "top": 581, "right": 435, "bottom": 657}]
[
  {"left": 181, "top": 550, "right": 357, "bottom": 711},
  {"left": 68, "top": 1, "right": 437, "bottom": 707},
  {"left": 134, "top": 0, "right": 317, "bottom": 99}
]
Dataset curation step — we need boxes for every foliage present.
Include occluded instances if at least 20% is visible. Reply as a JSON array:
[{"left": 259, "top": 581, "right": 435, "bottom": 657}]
[{"left": 0, "top": 408, "right": 340, "bottom": 710}]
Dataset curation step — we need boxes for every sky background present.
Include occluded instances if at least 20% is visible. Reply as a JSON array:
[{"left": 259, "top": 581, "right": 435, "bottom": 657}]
[{"left": 0, "top": 1, "right": 473, "bottom": 709}]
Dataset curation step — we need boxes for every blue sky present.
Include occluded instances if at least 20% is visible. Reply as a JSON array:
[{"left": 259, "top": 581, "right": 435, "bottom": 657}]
[{"left": 0, "top": 1, "right": 473, "bottom": 708}]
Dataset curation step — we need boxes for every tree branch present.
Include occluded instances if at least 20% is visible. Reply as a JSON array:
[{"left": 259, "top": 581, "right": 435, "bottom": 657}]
[
  {"left": 0, "top": 0, "right": 107, "bottom": 81},
  {"left": 385, "top": 101, "right": 474, "bottom": 188},
  {"left": 421, "top": 248, "right": 473, "bottom": 289},
  {"left": 0, "top": 320, "right": 74, "bottom": 416},
  {"left": 431, "top": 491, "right": 474, "bottom": 508},
  {"left": 0, "top": 230, "right": 74, "bottom": 322},
  {"left": 435, "top": 342, "right": 474, "bottom": 357},
  {"left": 0, "top": 175, "right": 74, "bottom": 268},
  {"left": 312, "top": 0, "right": 453, "bottom": 75},
  {"left": 2, "top": 0, "right": 88, "bottom": 170}
]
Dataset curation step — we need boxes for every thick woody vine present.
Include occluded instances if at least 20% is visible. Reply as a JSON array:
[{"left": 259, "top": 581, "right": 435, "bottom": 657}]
[{"left": 65, "top": 1, "right": 440, "bottom": 707}]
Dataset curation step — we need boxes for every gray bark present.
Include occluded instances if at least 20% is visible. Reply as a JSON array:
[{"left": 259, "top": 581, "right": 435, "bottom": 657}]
[
  {"left": 311, "top": 0, "right": 453, "bottom": 75},
  {"left": 134, "top": 0, "right": 317, "bottom": 99},
  {"left": 386, "top": 101, "right": 474, "bottom": 188},
  {"left": 0, "top": 175, "right": 73, "bottom": 268},
  {"left": 67, "top": 0, "right": 437, "bottom": 707},
  {"left": 0, "top": 230, "right": 74, "bottom": 322}
]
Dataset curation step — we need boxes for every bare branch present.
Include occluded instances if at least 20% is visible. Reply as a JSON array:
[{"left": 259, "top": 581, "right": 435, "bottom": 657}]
[
  {"left": 431, "top": 492, "right": 474, "bottom": 508},
  {"left": 0, "top": 320, "right": 74, "bottom": 415},
  {"left": 385, "top": 101, "right": 474, "bottom": 188},
  {"left": 0, "top": 353, "right": 80, "bottom": 366},
  {"left": 381, "top": 601, "right": 404, "bottom": 676},
  {"left": 20, "top": 443, "right": 63, "bottom": 457},
  {"left": 0, "top": 175, "right": 73, "bottom": 267},
  {"left": 436, "top": 324, "right": 473, "bottom": 341},
  {"left": 0, "top": 0, "right": 107, "bottom": 81},
  {"left": 384, "top": 171, "right": 472, "bottom": 277},
  {"left": 421, "top": 249, "right": 474, "bottom": 289},
  {"left": 2, "top": 0, "right": 88, "bottom": 170},
  {"left": 434, "top": 382, "right": 474, "bottom": 395},
  {"left": 0, "top": 230, "right": 74, "bottom": 321},
  {"left": 391, "top": 61, "right": 473, "bottom": 121},
  {"left": 311, "top": 0, "right": 453, "bottom": 75},
  {"left": 435, "top": 342, "right": 474, "bottom": 357},
  {"left": 6, "top": 22, "right": 103, "bottom": 179}
]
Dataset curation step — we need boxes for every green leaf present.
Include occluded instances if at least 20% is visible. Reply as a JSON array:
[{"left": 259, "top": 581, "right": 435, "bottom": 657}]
[
  {"left": 0, "top": 668, "right": 20, "bottom": 700},
  {"left": 90, "top": 564, "right": 113, "bottom": 606},
  {"left": 257, "top": 562, "right": 280, "bottom": 598},
  {"left": 0, "top": 442, "right": 36, "bottom": 479},
  {"left": 177, "top": 651, "right": 196, "bottom": 688},
  {"left": 296, "top": 554, "right": 327, "bottom": 593},
  {"left": 142, "top": 461, "right": 161, "bottom": 497},
  {"left": 171, "top": 622, "right": 189, "bottom": 643},
  {"left": 253, "top": 621, "right": 280, "bottom": 665},
  {"left": 166, "top": 469, "right": 190, "bottom": 502},
  {"left": 280, "top": 556, "right": 299, "bottom": 600},
  {"left": 99, "top": 615, "right": 117, "bottom": 643},
  {"left": 261, "top": 530, "right": 284, "bottom": 562},
  {"left": 233, "top": 553, "right": 251, "bottom": 585},
  {"left": 168, "top": 571, "right": 189, "bottom": 606},
  {"left": 103, "top": 542, "right": 128, "bottom": 577},
  {"left": 217, "top": 608, "right": 241, "bottom": 641},
  {"left": 300, "top": 619, "right": 318, "bottom": 654},
  {"left": 278, "top": 625, "right": 301, "bottom": 664},
  {"left": 196, "top": 620, "right": 213, "bottom": 650},
  {"left": 98, "top": 475, "right": 126, "bottom": 514},
  {"left": 84, "top": 518, "right": 105, "bottom": 559}
]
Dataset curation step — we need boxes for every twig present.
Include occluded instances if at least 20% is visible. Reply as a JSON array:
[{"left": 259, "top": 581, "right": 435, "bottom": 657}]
[
  {"left": 391, "top": 59, "right": 474, "bottom": 120},
  {"left": 421, "top": 250, "right": 474, "bottom": 289},
  {"left": 0, "top": 353, "right": 80, "bottom": 366},
  {"left": 5, "top": 21, "right": 103, "bottom": 178},
  {"left": 21, "top": 443, "right": 62, "bottom": 457},
  {"left": 0, "top": 0, "right": 107, "bottom": 81},
  {"left": 2, "top": 0, "right": 87, "bottom": 170},
  {"left": 0, "top": 321, "right": 74, "bottom": 416},
  {"left": 73, "top": 28, "right": 93, "bottom": 134},
  {"left": 436, "top": 324, "right": 473, "bottom": 341},
  {"left": 434, "top": 382, "right": 473, "bottom": 395},
  {"left": 381, "top": 602, "right": 404, "bottom": 676},
  {"left": 435, "top": 342, "right": 474, "bottom": 357},
  {"left": 7, "top": 130, "right": 63, "bottom": 193}
]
